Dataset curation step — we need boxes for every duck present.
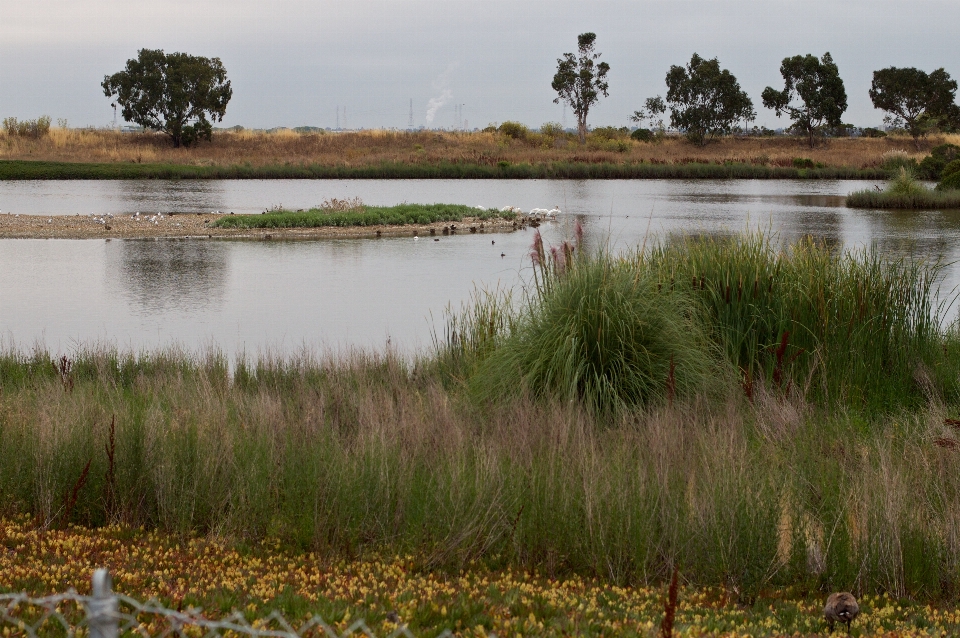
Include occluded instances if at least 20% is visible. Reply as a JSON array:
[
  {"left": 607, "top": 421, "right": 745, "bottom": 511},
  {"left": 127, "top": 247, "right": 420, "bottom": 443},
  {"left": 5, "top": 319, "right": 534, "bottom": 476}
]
[{"left": 824, "top": 592, "right": 859, "bottom": 633}]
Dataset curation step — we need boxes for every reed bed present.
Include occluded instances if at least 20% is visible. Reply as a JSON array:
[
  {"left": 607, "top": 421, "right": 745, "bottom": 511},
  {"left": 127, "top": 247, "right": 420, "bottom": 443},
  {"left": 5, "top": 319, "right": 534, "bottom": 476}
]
[{"left": 1, "top": 127, "right": 952, "bottom": 173}]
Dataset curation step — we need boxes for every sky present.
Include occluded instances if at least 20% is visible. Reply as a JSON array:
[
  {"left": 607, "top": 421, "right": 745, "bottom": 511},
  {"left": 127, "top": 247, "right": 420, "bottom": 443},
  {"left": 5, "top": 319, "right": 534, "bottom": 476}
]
[{"left": 1, "top": 0, "right": 958, "bottom": 131}]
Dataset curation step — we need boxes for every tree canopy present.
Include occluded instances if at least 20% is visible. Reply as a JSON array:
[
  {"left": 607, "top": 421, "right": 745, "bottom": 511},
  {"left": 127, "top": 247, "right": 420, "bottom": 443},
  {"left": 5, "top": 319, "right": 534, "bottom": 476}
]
[
  {"left": 647, "top": 54, "right": 754, "bottom": 146},
  {"left": 102, "top": 49, "right": 232, "bottom": 148},
  {"left": 869, "top": 67, "right": 959, "bottom": 147},
  {"left": 762, "top": 52, "right": 847, "bottom": 147},
  {"left": 552, "top": 33, "right": 610, "bottom": 144}
]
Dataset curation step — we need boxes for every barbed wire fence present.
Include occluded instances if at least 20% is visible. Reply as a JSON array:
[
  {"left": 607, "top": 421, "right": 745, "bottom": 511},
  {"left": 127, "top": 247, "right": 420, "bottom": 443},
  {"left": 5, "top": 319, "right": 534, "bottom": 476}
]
[{"left": 0, "top": 568, "right": 461, "bottom": 638}]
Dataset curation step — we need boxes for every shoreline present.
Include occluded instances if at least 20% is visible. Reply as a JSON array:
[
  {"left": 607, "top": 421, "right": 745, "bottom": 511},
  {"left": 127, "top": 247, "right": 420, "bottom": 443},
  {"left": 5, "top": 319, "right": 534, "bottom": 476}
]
[
  {"left": 0, "top": 159, "right": 888, "bottom": 181},
  {"left": 0, "top": 212, "right": 520, "bottom": 240}
]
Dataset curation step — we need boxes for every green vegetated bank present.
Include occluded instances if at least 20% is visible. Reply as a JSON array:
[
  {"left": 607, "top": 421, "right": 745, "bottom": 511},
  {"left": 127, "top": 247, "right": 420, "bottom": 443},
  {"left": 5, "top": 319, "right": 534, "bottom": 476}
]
[
  {"left": 0, "top": 159, "right": 887, "bottom": 181},
  {"left": 3, "top": 231, "right": 960, "bottom": 601},
  {"left": 847, "top": 163, "right": 960, "bottom": 209},
  {"left": 212, "top": 204, "right": 515, "bottom": 229}
]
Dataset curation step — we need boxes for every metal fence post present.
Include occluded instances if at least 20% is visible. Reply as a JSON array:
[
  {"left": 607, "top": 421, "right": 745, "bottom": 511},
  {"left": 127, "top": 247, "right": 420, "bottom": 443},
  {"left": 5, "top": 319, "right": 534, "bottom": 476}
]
[{"left": 88, "top": 568, "right": 119, "bottom": 638}]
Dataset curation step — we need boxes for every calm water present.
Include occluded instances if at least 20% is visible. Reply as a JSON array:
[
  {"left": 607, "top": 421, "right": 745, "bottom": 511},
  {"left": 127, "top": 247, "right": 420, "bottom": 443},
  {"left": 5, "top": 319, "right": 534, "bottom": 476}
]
[{"left": 3, "top": 178, "right": 959, "bottom": 359}]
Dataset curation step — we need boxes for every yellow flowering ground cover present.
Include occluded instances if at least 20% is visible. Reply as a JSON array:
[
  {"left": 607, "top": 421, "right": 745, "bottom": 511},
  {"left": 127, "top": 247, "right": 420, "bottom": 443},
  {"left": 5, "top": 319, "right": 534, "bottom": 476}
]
[{"left": 1, "top": 516, "right": 958, "bottom": 637}]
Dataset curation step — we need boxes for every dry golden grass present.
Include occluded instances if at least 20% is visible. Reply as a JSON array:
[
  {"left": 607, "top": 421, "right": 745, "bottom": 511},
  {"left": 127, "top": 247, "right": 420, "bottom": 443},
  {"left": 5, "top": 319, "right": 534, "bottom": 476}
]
[{"left": 2, "top": 127, "right": 955, "bottom": 169}]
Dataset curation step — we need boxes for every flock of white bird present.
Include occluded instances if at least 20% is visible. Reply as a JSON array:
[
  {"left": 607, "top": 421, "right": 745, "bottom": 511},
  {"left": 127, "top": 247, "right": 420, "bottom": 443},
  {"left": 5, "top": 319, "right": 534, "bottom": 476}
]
[{"left": 472, "top": 204, "right": 561, "bottom": 219}]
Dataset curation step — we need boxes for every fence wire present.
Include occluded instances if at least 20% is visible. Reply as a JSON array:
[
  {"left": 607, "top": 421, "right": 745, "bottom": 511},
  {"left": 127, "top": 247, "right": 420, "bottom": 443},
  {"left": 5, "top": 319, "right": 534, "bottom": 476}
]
[{"left": 0, "top": 569, "right": 457, "bottom": 638}]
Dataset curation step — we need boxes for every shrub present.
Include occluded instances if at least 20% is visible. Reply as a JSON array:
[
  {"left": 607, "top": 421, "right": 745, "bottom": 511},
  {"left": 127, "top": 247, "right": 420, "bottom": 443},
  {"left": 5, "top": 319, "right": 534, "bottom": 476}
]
[
  {"left": 2, "top": 115, "right": 52, "bottom": 138},
  {"left": 539, "top": 122, "right": 564, "bottom": 137},
  {"left": 590, "top": 126, "right": 629, "bottom": 140},
  {"left": 881, "top": 149, "right": 920, "bottom": 173},
  {"left": 497, "top": 121, "right": 528, "bottom": 140},
  {"left": 861, "top": 127, "right": 887, "bottom": 138},
  {"left": 631, "top": 128, "right": 653, "bottom": 142},
  {"left": 792, "top": 157, "right": 815, "bottom": 168},
  {"left": 938, "top": 159, "right": 960, "bottom": 191},
  {"left": 918, "top": 143, "right": 960, "bottom": 179}
]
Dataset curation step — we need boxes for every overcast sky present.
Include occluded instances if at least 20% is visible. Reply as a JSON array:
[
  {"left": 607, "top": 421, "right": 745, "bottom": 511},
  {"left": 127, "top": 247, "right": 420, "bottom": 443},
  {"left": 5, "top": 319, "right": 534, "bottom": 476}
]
[{"left": 2, "top": 0, "right": 958, "bottom": 131}]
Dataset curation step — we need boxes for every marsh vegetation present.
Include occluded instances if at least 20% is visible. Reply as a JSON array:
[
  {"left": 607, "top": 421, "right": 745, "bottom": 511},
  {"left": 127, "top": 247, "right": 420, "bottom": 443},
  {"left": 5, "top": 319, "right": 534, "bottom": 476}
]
[
  {"left": 0, "top": 127, "right": 952, "bottom": 179},
  {"left": 3, "top": 231, "right": 960, "bottom": 602}
]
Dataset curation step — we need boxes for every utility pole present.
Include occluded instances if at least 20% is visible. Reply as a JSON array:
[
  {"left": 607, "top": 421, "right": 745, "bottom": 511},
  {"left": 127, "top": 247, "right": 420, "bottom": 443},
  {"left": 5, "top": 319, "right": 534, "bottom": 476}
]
[
  {"left": 336, "top": 105, "right": 339, "bottom": 130},
  {"left": 408, "top": 99, "right": 414, "bottom": 129}
]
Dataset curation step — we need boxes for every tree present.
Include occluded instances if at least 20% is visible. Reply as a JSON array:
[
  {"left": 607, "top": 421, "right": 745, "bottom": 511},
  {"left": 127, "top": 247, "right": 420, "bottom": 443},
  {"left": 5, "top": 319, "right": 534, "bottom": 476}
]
[
  {"left": 761, "top": 52, "right": 847, "bottom": 147},
  {"left": 102, "top": 49, "right": 232, "bottom": 148},
  {"left": 552, "top": 33, "right": 610, "bottom": 144},
  {"left": 869, "top": 66, "right": 959, "bottom": 148},
  {"left": 645, "top": 54, "right": 754, "bottom": 146}
]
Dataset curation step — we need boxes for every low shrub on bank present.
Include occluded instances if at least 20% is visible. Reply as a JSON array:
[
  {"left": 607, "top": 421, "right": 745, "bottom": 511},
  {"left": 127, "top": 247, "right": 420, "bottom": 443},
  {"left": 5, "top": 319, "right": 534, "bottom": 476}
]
[{"left": 211, "top": 203, "right": 514, "bottom": 229}]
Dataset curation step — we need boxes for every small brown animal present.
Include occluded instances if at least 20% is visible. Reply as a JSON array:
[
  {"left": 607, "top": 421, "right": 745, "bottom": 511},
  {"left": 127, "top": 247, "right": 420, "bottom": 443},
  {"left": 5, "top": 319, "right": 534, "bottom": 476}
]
[{"left": 824, "top": 592, "right": 859, "bottom": 633}]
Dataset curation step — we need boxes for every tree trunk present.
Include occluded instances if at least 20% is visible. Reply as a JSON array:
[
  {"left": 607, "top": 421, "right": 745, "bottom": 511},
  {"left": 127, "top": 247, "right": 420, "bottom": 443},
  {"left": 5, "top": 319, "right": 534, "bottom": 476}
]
[{"left": 578, "top": 111, "right": 587, "bottom": 144}]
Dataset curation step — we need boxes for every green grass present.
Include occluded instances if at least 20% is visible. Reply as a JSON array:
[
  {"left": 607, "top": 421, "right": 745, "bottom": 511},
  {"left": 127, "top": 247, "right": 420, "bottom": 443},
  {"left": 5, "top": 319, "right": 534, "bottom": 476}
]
[
  {"left": 211, "top": 203, "right": 514, "bottom": 229},
  {"left": 847, "top": 168, "right": 960, "bottom": 209},
  {"left": 3, "top": 231, "right": 960, "bottom": 600},
  {"left": 0, "top": 159, "right": 887, "bottom": 180}
]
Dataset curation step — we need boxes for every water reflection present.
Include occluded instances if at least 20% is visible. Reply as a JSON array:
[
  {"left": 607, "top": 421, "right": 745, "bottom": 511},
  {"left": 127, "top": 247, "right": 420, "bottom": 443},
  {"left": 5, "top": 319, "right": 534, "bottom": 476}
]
[
  {"left": 5, "top": 178, "right": 960, "bottom": 358},
  {"left": 105, "top": 239, "right": 228, "bottom": 315}
]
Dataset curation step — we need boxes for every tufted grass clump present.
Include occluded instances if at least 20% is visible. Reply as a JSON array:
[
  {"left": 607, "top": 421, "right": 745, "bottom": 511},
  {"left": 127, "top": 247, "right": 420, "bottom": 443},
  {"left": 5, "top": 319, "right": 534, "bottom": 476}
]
[{"left": 469, "top": 236, "right": 725, "bottom": 414}]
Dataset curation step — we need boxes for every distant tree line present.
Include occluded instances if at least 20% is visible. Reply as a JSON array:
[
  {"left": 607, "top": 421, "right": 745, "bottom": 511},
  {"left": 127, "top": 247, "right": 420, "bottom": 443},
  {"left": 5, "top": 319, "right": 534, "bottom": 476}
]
[
  {"left": 553, "top": 33, "right": 960, "bottom": 148},
  {"left": 11, "top": 38, "right": 949, "bottom": 150}
]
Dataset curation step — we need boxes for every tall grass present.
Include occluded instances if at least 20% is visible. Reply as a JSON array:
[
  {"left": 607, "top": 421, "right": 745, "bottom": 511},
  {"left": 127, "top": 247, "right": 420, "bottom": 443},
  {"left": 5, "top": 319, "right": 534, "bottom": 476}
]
[
  {"left": 3, "top": 346, "right": 960, "bottom": 599},
  {"left": 445, "top": 230, "right": 957, "bottom": 414},
  {"left": 642, "top": 232, "right": 955, "bottom": 411},
  {"left": 468, "top": 232, "right": 727, "bottom": 414},
  {"left": 0, "top": 127, "right": 944, "bottom": 173},
  {"left": 847, "top": 167, "right": 960, "bottom": 209}
]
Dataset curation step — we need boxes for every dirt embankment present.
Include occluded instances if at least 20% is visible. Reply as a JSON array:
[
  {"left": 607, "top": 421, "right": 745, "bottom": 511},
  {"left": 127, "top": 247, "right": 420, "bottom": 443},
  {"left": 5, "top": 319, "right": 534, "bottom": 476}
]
[{"left": 0, "top": 212, "right": 519, "bottom": 240}]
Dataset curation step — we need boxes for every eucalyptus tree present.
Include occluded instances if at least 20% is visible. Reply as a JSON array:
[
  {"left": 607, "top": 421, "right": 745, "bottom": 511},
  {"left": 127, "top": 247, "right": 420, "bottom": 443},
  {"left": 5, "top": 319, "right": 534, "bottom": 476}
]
[
  {"left": 644, "top": 53, "right": 754, "bottom": 146},
  {"left": 762, "top": 52, "right": 847, "bottom": 147},
  {"left": 869, "top": 67, "right": 959, "bottom": 148},
  {"left": 102, "top": 49, "right": 232, "bottom": 148},
  {"left": 552, "top": 33, "right": 610, "bottom": 144}
]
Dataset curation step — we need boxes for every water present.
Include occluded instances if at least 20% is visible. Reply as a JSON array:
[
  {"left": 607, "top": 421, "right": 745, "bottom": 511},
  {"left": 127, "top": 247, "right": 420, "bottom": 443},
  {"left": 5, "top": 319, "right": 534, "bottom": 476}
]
[{"left": 3, "top": 178, "right": 959, "bottom": 359}]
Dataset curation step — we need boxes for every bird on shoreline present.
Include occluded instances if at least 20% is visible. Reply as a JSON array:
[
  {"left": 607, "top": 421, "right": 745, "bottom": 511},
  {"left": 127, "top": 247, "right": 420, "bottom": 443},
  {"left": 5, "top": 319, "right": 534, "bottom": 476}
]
[{"left": 824, "top": 592, "right": 859, "bottom": 634}]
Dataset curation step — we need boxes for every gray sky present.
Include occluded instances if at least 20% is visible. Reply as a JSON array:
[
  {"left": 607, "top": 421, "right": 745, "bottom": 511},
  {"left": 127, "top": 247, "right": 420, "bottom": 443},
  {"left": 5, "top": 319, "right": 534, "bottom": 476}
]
[{"left": 2, "top": 0, "right": 958, "bottom": 131}]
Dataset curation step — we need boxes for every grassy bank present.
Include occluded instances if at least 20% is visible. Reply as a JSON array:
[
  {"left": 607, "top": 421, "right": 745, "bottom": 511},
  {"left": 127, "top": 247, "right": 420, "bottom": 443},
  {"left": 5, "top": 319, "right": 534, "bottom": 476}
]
[
  {"left": 212, "top": 203, "right": 514, "bottom": 229},
  {"left": 4, "top": 127, "right": 958, "bottom": 170},
  {"left": 3, "top": 232, "right": 960, "bottom": 602},
  {"left": 0, "top": 158, "right": 888, "bottom": 180},
  {"left": 846, "top": 188, "right": 960, "bottom": 209},
  {"left": 847, "top": 167, "right": 960, "bottom": 209},
  {"left": 3, "top": 518, "right": 958, "bottom": 637}
]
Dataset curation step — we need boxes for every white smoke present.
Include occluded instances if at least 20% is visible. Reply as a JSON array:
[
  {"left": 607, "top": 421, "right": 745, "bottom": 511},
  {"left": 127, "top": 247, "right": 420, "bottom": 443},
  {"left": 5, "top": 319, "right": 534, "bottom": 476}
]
[{"left": 425, "top": 63, "right": 457, "bottom": 125}]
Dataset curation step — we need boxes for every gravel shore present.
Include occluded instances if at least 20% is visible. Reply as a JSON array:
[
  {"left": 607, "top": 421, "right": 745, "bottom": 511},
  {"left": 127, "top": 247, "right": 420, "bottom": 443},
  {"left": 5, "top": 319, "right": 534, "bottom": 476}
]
[{"left": 0, "top": 212, "right": 519, "bottom": 240}]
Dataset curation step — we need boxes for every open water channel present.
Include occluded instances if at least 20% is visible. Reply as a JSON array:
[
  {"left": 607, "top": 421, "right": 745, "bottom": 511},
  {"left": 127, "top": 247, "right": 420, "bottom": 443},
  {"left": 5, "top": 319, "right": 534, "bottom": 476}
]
[{"left": 3, "top": 178, "right": 959, "bottom": 360}]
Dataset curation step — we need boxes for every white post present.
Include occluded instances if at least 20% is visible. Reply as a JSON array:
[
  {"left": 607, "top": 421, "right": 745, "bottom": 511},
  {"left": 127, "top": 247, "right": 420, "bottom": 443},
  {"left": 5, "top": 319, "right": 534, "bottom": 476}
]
[{"left": 88, "top": 568, "right": 118, "bottom": 638}]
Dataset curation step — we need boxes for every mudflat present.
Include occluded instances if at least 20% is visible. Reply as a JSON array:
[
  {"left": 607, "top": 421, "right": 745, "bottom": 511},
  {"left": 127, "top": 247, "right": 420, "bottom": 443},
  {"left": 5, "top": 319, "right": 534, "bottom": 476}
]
[{"left": 0, "top": 212, "right": 517, "bottom": 239}]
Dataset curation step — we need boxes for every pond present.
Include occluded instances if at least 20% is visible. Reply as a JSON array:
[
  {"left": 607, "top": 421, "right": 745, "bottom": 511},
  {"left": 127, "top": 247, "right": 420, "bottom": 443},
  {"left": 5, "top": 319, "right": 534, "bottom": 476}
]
[{"left": 2, "top": 178, "right": 959, "bottom": 359}]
